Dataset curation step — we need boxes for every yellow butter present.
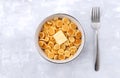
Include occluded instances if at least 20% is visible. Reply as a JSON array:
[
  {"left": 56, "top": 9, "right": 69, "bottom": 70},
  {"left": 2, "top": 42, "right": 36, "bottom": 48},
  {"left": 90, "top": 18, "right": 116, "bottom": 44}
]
[{"left": 53, "top": 30, "right": 67, "bottom": 45}]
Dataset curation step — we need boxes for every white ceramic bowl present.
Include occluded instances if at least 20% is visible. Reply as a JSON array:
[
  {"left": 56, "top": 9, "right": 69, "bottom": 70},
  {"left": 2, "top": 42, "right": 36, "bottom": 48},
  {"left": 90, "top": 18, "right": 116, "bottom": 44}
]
[{"left": 35, "top": 13, "right": 85, "bottom": 63}]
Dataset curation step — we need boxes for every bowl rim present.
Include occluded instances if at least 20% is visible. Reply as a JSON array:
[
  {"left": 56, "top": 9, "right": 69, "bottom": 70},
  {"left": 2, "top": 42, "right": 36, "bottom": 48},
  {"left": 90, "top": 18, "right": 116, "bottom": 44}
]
[{"left": 35, "top": 13, "right": 86, "bottom": 64}]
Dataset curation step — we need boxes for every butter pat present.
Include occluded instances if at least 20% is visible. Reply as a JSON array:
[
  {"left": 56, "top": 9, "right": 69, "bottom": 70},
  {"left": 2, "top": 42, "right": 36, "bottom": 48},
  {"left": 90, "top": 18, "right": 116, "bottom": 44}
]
[{"left": 53, "top": 30, "right": 67, "bottom": 45}]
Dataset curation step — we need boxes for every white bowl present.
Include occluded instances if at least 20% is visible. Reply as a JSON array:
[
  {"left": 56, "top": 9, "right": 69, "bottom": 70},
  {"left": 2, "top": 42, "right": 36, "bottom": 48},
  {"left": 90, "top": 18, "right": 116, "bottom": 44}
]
[{"left": 35, "top": 13, "right": 85, "bottom": 63}]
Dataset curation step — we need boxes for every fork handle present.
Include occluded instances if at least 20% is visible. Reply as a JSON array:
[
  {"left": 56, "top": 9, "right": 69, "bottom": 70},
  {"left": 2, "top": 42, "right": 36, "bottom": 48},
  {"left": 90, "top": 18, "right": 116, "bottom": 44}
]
[{"left": 95, "top": 30, "right": 99, "bottom": 71}]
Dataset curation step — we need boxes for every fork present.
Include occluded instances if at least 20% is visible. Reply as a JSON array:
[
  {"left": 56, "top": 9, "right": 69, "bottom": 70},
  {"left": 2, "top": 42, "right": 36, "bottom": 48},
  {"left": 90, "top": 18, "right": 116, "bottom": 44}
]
[{"left": 91, "top": 7, "right": 100, "bottom": 71}]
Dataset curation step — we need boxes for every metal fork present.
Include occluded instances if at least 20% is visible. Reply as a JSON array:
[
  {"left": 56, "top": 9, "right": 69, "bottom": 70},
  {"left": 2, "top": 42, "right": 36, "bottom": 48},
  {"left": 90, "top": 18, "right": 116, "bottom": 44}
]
[{"left": 91, "top": 7, "right": 100, "bottom": 71}]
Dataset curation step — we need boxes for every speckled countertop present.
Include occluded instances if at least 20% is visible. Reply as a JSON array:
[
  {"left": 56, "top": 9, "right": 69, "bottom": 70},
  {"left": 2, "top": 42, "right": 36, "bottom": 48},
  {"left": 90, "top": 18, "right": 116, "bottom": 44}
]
[{"left": 0, "top": 0, "right": 120, "bottom": 78}]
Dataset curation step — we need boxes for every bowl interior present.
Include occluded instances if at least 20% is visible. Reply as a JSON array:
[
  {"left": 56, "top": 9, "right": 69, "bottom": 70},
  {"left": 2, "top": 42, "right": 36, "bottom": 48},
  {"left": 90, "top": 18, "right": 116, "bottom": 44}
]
[{"left": 35, "top": 13, "right": 85, "bottom": 63}]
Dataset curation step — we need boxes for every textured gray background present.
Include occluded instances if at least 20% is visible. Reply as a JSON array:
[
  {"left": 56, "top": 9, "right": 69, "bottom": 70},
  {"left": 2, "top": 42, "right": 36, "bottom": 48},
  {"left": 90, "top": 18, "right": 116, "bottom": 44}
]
[{"left": 0, "top": 0, "right": 120, "bottom": 78}]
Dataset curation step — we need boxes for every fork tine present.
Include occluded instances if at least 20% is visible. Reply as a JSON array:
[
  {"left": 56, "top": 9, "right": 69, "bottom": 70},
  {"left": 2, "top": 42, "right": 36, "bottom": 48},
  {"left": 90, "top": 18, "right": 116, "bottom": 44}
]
[
  {"left": 98, "top": 7, "right": 100, "bottom": 22},
  {"left": 95, "top": 7, "right": 98, "bottom": 22},
  {"left": 91, "top": 8, "right": 93, "bottom": 21},
  {"left": 97, "top": 7, "right": 100, "bottom": 22},
  {"left": 96, "top": 7, "right": 99, "bottom": 22},
  {"left": 96, "top": 8, "right": 98, "bottom": 22},
  {"left": 92, "top": 7, "right": 96, "bottom": 22},
  {"left": 94, "top": 7, "right": 97, "bottom": 22},
  {"left": 91, "top": 8, "right": 95, "bottom": 22}
]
